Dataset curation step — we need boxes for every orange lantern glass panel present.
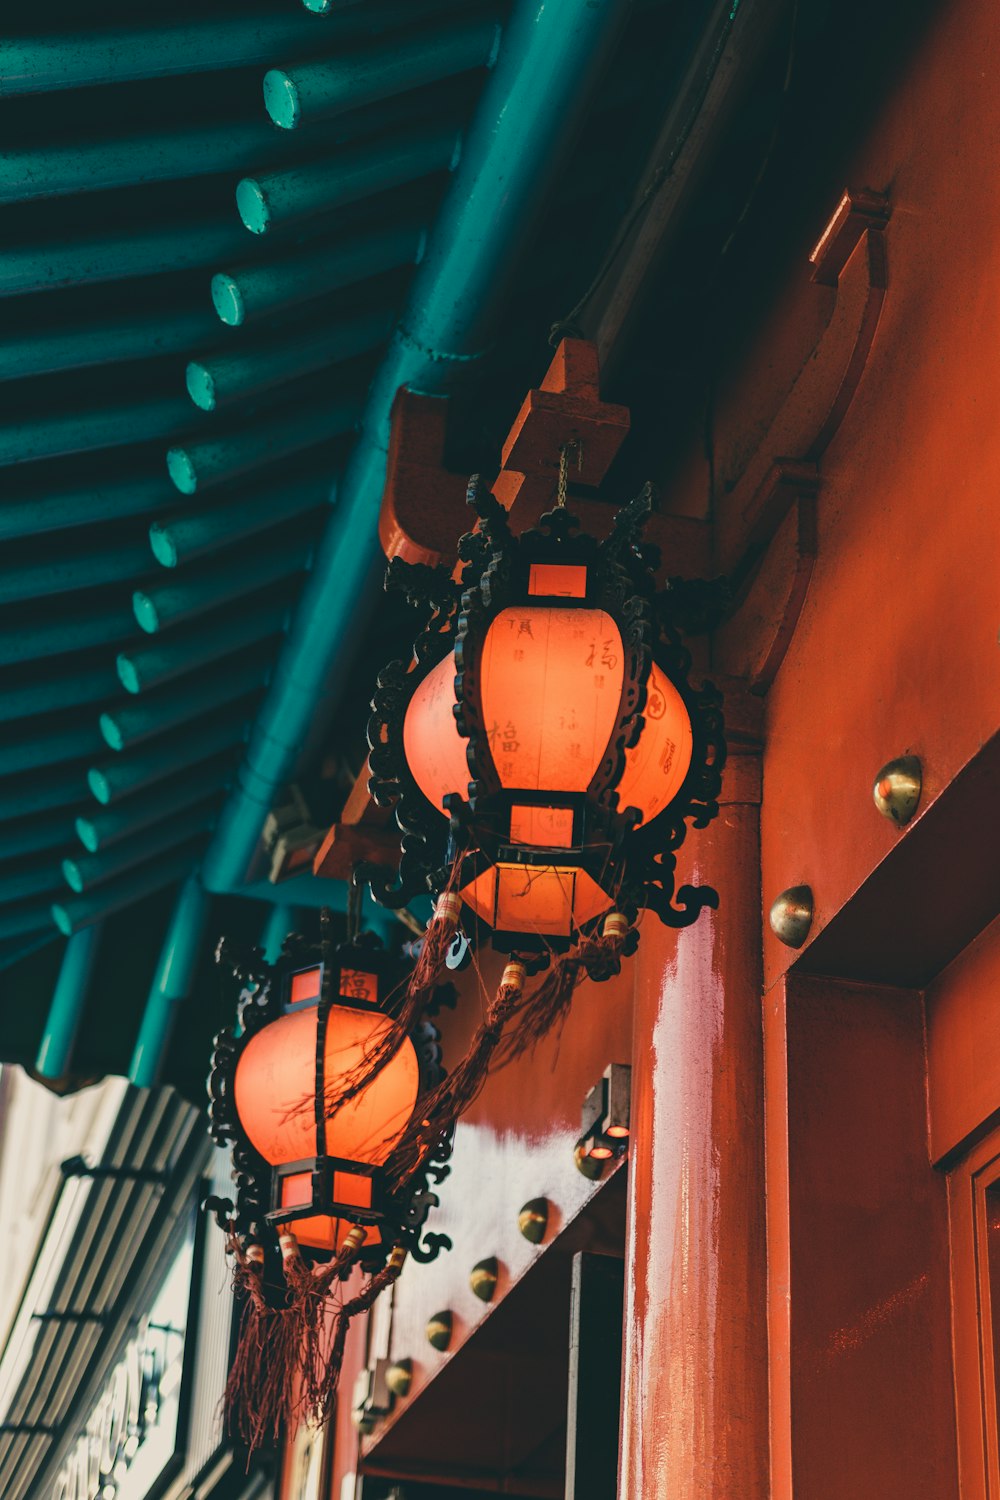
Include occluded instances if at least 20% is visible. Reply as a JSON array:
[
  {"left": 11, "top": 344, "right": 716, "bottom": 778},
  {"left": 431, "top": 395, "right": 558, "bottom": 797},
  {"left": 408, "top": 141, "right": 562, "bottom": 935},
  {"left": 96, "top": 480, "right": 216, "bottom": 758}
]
[
  {"left": 527, "top": 562, "right": 588, "bottom": 597},
  {"left": 479, "top": 607, "right": 625, "bottom": 792},
  {"left": 460, "top": 862, "right": 613, "bottom": 939},
  {"left": 233, "top": 1004, "right": 419, "bottom": 1167},
  {"left": 277, "top": 1171, "right": 381, "bottom": 1252},
  {"left": 615, "top": 662, "right": 693, "bottom": 823},
  {"left": 403, "top": 644, "right": 692, "bottom": 833},
  {"left": 508, "top": 804, "right": 575, "bottom": 845},
  {"left": 402, "top": 653, "right": 470, "bottom": 815}
]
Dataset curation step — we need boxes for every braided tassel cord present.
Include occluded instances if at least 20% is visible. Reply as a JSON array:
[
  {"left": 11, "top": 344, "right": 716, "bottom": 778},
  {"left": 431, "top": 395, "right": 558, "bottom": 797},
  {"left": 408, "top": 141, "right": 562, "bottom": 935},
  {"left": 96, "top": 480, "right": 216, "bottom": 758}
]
[
  {"left": 313, "top": 1247, "right": 408, "bottom": 1427},
  {"left": 224, "top": 1240, "right": 296, "bottom": 1453},
  {"left": 386, "top": 916, "right": 630, "bottom": 1190},
  {"left": 285, "top": 1225, "right": 367, "bottom": 1424},
  {"left": 497, "top": 913, "right": 631, "bottom": 1066},
  {"left": 321, "top": 889, "right": 463, "bottom": 1119},
  {"left": 385, "top": 960, "right": 527, "bottom": 1189},
  {"left": 225, "top": 1225, "right": 366, "bottom": 1454}
]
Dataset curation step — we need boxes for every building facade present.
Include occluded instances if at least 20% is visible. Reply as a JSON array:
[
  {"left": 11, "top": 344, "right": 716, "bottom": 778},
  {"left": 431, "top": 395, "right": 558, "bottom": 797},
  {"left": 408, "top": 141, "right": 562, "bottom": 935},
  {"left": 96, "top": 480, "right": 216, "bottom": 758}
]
[
  {"left": 0, "top": 1070, "right": 274, "bottom": 1500},
  {"left": 1, "top": 0, "right": 998, "bottom": 1496},
  {"left": 293, "top": 0, "right": 1000, "bottom": 1495}
]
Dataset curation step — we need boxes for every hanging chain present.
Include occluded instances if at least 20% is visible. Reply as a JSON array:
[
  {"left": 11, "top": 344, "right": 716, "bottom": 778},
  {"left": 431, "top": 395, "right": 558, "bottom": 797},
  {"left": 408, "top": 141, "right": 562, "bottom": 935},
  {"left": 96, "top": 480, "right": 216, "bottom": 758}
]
[
  {"left": 347, "top": 872, "right": 362, "bottom": 944},
  {"left": 556, "top": 439, "right": 583, "bottom": 508}
]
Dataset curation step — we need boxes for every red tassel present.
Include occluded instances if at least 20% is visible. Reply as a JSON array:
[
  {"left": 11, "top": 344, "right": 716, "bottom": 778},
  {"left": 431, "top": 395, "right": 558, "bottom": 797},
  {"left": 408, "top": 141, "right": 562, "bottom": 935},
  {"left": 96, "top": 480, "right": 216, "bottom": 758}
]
[
  {"left": 312, "top": 1246, "right": 408, "bottom": 1426},
  {"left": 225, "top": 1225, "right": 367, "bottom": 1453},
  {"left": 386, "top": 960, "right": 527, "bottom": 1188},
  {"left": 224, "top": 1239, "right": 292, "bottom": 1453},
  {"left": 387, "top": 916, "right": 632, "bottom": 1188},
  {"left": 321, "top": 888, "right": 463, "bottom": 1119},
  {"left": 498, "top": 912, "right": 631, "bottom": 1066}
]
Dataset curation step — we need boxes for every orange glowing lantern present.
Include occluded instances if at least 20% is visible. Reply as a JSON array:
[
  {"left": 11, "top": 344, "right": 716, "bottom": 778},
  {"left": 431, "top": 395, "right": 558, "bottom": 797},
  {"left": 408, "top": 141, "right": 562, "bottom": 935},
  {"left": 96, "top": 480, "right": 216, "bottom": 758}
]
[
  {"left": 208, "top": 924, "right": 452, "bottom": 1270},
  {"left": 366, "top": 481, "right": 725, "bottom": 960}
]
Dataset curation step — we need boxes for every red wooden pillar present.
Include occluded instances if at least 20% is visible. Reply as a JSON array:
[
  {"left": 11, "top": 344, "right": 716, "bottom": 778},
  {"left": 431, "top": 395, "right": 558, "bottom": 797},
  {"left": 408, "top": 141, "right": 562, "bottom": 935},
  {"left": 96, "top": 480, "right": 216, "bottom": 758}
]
[{"left": 619, "top": 701, "right": 768, "bottom": 1499}]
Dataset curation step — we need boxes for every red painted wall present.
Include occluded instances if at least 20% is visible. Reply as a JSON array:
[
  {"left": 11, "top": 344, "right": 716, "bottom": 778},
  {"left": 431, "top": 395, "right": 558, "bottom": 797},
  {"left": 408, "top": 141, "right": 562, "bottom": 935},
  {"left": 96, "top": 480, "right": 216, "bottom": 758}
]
[
  {"left": 747, "top": 0, "right": 1000, "bottom": 987},
  {"left": 330, "top": 0, "right": 1000, "bottom": 1493},
  {"left": 767, "top": 975, "right": 958, "bottom": 1499},
  {"left": 926, "top": 915, "right": 1000, "bottom": 1165}
]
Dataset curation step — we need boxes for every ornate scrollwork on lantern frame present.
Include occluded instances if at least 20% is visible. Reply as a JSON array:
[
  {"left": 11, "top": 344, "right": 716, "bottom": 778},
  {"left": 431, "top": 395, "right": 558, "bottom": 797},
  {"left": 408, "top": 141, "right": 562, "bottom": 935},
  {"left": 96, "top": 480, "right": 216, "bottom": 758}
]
[
  {"left": 206, "top": 918, "right": 453, "bottom": 1276},
  {"left": 363, "top": 475, "right": 727, "bottom": 956}
]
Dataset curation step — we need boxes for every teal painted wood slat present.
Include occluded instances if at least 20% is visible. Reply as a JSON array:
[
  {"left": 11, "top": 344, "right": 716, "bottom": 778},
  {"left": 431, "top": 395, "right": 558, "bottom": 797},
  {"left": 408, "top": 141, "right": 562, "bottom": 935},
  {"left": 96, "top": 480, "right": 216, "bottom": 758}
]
[
  {"left": 0, "top": 469, "right": 177, "bottom": 542},
  {"left": 0, "top": 663, "right": 120, "bottom": 723},
  {"left": 149, "top": 464, "right": 332, "bottom": 567},
  {"left": 0, "top": 768, "right": 87, "bottom": 820},
  {"left": 186, "top": 304, "right": 393, "bottom": 410},
  {"left": 0, "top": 603, "right": 135, "bottom": 665},
  {"left": 0, "top": 539, "right": 155, "bottom": 603},
  {"left": 76, "top": 754, "right": 233, "bottom": 851},
  {"left": 1, "top": 0, "right": 471, "bottom": 95},
  {"left": 0, "top": 812, "right": 76, "bottom": 861},
  {"left": 98, "top": 654, "right": 268, "bottom": 751},
  {"left": 0, "top": 391, "right": 192, "bottom": 466},
  {"left": 0, "top": 214, "right": 248, "bottom": 298},
  {"left": 235, "top": 126, "right": 457, "bottom": 234},
  {"left": 132, "top": 537, "right": 310, "bottom": 633},
  {"left": 87, "top": 715, "right": 247, "bottom": 805},
  {"left": 165, "top": 392, "right": 359, "bottom": 494},
  {"left": 52, "top": 841, "right": 204, "bottom": 935},
  {"left": 1, "top": 14, "right": 325, "bottom": 96},
  {"left": 0, "top": 723, "right": 105, "bottom": 778},
  {"left": 118, "top": 597, "right": 289, "bottom": 694},
  {"left": 0, "top": 901, "right": 59, "bottom": 941},
  {"left": 210, "top": 220, "right": 422, "bottom": 326},
  {"left": 0, "top": 300, "right": 219, "bottom": 382},
  {"left": 35, "top": 922, "right": 103, "bottom": 1078},
  {"left": 264, "top": 16, "right": 498, "bottom": 129},
  {"left": 0, "top": 118, "right": 284, "bottom": 206},
  {"left": 62, "top": 801, "right": 215, "bottom": 892}
]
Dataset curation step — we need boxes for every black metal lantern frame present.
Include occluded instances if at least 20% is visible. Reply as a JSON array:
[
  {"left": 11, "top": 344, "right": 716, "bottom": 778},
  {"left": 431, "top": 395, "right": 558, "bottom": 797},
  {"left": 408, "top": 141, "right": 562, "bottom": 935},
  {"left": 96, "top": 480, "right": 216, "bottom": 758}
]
[
  {"left": 365, "top": 477, "right": 726, "bottom": 961},
  {"left": 206, "top": 922, "right": 453, "bottom": 1275}
]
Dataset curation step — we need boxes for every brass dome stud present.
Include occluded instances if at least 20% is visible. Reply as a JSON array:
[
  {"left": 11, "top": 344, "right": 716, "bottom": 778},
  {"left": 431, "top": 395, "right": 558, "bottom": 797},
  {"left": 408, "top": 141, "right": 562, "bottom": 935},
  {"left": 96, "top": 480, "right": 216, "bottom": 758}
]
[
  {"left": 426, "top": 1311, "right": 453, "bottom": 1351},
  {"left": 386, "top": 1358, "right": 412, "bottom": 1398},
  {"left": 873, "top": 755, "right": 921, "bottom": 826},
  {"left": 518, "top": 1198, "right": 549, "bottom": 1244},
  {"left": 768, "top": 885, "right": 813, "bottom": 949},
  {"left": 573, "top": 1142, "right": 605, "bottom": 1180},
  {"left": 470, "top": 1256, "right": 499, "bottom": 1302}
]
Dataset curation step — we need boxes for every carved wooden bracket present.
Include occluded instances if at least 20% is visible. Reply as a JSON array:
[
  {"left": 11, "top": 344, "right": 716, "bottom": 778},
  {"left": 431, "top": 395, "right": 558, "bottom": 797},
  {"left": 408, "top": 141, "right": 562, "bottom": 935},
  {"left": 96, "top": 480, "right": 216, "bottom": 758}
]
[
  {"left": 715, "top": 187, "right": 890, "bottom": 689},
  {"left": 715, "top": 469, "right": 818, "bottom": 694},
  {"left": 316, "top": 339, "right": 710, "bottom": 888},
  {"left": 376, "top": 336, "right": 707, "bottom": 577},
  {"left": 492, "top": 338, "right": 631, "bottom": 517},
  {"left": 312, "top": 761, "right": 400, "bottom": 882},
  {"left": 378, "top": 339, "right": 632, "bottom": 567},
  {"left": 378, "top": 389, "right": 468, "bottom": 567}
]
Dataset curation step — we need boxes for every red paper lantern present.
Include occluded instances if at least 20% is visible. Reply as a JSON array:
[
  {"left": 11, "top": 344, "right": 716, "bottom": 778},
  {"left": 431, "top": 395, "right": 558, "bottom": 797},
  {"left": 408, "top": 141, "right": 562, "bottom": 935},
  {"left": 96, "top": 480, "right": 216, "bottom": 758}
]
[
  {"left": 208, "top": 929, "right": 452, "bottom": 1267},
  {"left": 367, "top": 484, "right": 724, "bottom": 954},
  {"left": 207, "top": 923, "right": 453, "bottom": 1452},
  {"left": 233, "top": 963, "right": 419, "bottom": 1252}
]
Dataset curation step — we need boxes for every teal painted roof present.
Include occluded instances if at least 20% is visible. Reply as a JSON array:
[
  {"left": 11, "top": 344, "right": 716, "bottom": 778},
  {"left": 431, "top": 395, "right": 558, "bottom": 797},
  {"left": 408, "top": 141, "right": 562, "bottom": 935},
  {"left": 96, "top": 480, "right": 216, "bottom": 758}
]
[
  {"left": 0, "top": 1, "right": 503, "bottom": 970},
  {"left": 0, "top": 0, "right": 707, "bottom": 1088}
]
